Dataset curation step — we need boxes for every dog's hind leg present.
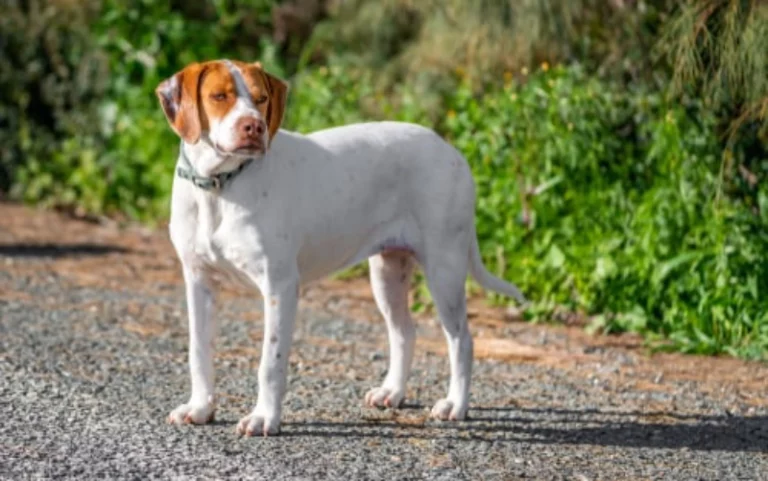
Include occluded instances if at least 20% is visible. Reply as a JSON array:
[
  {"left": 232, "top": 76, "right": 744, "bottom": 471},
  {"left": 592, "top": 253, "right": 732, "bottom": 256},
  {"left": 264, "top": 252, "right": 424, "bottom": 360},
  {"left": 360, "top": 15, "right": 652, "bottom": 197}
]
[
  {"left": 364, "top": 251, "right": 416, "bottom": 409},
  {"left": 422, "top": 241, "right": 472, "bottom": 421}
]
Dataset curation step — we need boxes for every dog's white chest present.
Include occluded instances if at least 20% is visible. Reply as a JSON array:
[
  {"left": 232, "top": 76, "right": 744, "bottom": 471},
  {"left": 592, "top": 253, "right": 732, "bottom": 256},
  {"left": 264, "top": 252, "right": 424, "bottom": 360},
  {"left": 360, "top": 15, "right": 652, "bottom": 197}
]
[
  {"left": 194, "top": 232, "right": 224, "bottom": 267},
  {"left": 190, "top": 198, "right": 224, "bottom": 265},
  {"left": 172, "top": 191, "right": 255, "bottom": 283},
  {"left": 194, "top": 222, "right": 262, "bottom": 288}
]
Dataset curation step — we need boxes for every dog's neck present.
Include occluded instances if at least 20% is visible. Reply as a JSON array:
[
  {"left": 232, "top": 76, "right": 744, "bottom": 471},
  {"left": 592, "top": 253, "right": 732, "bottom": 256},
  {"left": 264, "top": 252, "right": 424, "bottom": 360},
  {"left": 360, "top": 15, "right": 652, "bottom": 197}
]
[{"left": 181, "top": 139, "right": 252, "bottom": 177}]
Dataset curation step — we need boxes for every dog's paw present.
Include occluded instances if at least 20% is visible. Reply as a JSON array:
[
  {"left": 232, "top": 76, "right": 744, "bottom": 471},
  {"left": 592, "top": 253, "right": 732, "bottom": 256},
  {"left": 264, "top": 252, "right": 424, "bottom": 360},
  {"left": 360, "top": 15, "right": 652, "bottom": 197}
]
[
  {"left": 430, "top": 398, "right": 467, "bottom": 421},
  {"left": 236, "top": 409, "right": 280, "bottom": 437},
  {"left": 167, "top": 401, "right": 216, "bottom": 425},
  {"left": 364, "top": 386, "right": 405, "bottom": 409}
]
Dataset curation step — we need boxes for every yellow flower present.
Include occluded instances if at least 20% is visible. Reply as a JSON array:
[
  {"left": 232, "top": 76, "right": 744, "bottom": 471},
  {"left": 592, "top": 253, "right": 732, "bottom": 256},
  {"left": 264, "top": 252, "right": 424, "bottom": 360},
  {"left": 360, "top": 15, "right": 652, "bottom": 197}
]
[
  {"left": 503, "top": 71, "right": 513, "bottom": 83},
  {"left": 521, "top": 66, "right": 529, "bottom": 76},
  {"left": 447, "top": 109, "right": 456, "bottom": 119},
  {"left": 510, "top": 93, "right": 518, "bottom": 101},
  {"left": 541, "top": 61, "right": 550, "bottom": 72}
]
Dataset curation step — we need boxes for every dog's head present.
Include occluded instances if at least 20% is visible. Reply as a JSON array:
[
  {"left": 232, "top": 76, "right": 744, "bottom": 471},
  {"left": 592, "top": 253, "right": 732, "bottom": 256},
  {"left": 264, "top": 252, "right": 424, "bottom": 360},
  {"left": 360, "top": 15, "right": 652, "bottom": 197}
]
[{"left": 156, "top": 60, "right": 288, "bottom": 158}]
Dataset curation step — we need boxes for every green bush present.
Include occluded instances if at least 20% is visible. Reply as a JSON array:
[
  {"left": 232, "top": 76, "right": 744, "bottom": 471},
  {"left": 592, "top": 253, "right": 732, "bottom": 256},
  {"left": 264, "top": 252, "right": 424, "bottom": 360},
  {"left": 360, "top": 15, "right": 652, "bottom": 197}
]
[
  {"left": 0, "top": 0, "right": 107, "bottom": 197},
  {"left": 306, "top": 0, "right": 673, "bottom": 115},
  {"left": 284, "top": 61, "right": 431, "bottom": 132},
  {"left": 445, "top": 65, "right": 768, "bottom": 358}
]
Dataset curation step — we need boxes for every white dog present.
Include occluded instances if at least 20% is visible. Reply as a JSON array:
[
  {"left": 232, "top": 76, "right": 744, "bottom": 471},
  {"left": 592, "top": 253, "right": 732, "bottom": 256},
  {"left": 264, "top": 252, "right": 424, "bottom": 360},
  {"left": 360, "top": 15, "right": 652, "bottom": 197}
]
[{"left": 156, "top": 59, "right": 526, "bottom": 436}]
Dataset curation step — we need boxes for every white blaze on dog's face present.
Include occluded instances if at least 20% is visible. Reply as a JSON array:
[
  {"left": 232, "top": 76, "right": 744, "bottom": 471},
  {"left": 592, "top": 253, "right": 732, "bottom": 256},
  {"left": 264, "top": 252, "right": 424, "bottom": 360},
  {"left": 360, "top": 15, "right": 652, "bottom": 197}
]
[{"left": 155, "top": 60, "right": 288, "bottom": 158}]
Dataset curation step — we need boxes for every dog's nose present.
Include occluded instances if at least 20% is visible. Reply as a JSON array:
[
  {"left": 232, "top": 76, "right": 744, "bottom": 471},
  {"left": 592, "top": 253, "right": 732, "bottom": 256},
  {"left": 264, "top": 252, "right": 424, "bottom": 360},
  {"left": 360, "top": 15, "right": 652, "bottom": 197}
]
[{"left": 238, "top": 117, "right": 266, "bottom": 139}]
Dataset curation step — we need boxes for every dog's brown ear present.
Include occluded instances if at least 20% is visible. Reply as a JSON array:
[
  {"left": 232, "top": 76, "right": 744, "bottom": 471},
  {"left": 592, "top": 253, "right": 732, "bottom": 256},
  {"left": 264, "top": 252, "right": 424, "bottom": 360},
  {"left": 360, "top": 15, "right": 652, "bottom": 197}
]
[
  {"left": 156, "top": 63, "right": 206, "bottom": 144},
  {"left": 255, "top": 64, "right": 288, "bottom": 143}
]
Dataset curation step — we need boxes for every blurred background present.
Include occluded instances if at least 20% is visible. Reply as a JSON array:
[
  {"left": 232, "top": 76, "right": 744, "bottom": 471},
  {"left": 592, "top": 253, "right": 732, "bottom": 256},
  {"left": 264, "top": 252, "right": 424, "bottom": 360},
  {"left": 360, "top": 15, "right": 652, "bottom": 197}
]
[{"left": 0, "top": 0, "right": 767, "bottom": 358}]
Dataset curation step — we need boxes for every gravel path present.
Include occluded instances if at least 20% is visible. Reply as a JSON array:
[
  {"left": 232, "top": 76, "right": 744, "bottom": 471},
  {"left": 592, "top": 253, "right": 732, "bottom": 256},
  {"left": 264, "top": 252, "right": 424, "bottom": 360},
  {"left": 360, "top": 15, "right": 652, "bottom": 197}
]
[{"left": 1, "top": 204, "right": 767, "bottom": 480}]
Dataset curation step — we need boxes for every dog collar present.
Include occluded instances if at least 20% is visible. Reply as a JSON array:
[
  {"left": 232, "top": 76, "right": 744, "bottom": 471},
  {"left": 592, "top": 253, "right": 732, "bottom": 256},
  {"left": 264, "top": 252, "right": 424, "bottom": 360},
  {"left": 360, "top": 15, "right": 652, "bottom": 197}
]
[{"left": 176, "top": 143, "right": 254, "bottom": 192}]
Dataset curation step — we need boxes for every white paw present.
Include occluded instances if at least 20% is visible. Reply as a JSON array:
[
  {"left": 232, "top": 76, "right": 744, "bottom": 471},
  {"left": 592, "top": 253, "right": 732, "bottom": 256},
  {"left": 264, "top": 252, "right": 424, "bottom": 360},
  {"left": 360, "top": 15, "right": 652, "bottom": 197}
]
[
  {"left": 364, "top": 386, "right": 405, "bottom": 408},
  {"left": 236, "top": 409, "right": 280, "bottom": 437},
  {"left": 167, "top": 401, "right": 216, "bottom": 425},
  {"left": 430, "top": 398, "right": 467, "bottom": 421}
]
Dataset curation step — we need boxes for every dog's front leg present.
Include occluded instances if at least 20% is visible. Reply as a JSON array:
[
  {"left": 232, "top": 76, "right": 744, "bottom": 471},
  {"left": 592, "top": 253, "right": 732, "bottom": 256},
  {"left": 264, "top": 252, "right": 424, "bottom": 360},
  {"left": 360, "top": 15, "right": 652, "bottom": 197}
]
[
  {"left": 168, "top": 266, "right": 217, "bottom": 425},
  {"left": 237, "top": 276, "right": 298, "bottom": 436}
]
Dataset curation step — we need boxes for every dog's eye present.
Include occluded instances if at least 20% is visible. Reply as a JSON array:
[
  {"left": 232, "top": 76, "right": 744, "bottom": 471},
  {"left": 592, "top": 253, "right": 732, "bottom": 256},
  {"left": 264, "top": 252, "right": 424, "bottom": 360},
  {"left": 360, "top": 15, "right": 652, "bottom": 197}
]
[
  {"left": 254, "top": 95, "right": 268, "bottom": 104},
  {"left": 211, "top": 92, "right": 227, "bottom": 101}
]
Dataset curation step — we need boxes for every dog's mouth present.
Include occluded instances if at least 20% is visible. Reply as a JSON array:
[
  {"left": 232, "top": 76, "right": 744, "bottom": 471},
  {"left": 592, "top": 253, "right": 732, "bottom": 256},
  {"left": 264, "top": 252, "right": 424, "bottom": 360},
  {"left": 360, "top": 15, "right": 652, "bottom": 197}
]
[{"left": 215, "top": 143, "right": 266, "bottom": 157}]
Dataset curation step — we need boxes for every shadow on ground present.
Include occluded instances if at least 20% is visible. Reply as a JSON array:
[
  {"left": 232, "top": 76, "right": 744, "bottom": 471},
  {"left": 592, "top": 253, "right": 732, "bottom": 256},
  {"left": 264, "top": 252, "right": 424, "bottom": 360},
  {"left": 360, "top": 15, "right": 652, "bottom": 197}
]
[
  {"left": 281, "top": 405, "right": 768, "bottom": 453},
  {"left": 0, "top": 243, "right": 129, "bottom": 258}
]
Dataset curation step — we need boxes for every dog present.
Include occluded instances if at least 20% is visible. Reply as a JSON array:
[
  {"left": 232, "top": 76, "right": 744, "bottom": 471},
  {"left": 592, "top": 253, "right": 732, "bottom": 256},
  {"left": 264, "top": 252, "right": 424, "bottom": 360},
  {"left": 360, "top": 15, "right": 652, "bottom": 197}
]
[{"left": 155, "top": 59, "right": 526, "bottom": 436}]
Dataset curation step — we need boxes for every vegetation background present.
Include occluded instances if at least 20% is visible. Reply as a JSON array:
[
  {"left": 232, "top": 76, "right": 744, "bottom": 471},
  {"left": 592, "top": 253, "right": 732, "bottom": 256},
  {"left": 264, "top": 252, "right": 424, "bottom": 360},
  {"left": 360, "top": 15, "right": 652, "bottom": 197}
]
[{"left": 1, "top": 0, "right": 767, "bottom": 358}]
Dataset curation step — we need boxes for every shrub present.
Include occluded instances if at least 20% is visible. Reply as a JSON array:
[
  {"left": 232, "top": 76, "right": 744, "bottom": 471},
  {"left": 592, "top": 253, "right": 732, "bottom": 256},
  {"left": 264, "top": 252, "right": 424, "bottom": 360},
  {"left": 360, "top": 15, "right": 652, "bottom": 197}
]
[
  {"left": 445, "top": 64, "right": 768, "bottom": 357},
  {"left": 0, "top": 0, "right": 107, "bottom": 196},
  {"left": 284, "top": 60, "right": 431, "bottom": 133},
  {"left": 659, "top": 0, "right": 768, "bottom": 136},
  {"left": 305, "top": 0, "right": 674, "bottom": 115}
]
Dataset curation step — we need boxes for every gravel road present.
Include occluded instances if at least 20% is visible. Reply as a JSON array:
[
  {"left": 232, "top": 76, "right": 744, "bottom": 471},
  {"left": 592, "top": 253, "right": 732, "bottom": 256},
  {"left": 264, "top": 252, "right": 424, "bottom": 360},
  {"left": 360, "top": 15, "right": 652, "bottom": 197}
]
[{"left": 1, "top": 203, "right": 767, "bottom": 480}]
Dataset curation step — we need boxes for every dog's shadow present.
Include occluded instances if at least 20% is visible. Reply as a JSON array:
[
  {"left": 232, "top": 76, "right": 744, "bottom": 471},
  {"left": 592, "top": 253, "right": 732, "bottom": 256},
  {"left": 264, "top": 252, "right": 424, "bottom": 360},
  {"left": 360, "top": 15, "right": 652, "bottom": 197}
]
[
  {"left": 281, "top": 404, "right": 768, "bottom": 453},
  {"left": 0, "top": 242, "right": 129, "bottom": 258}
]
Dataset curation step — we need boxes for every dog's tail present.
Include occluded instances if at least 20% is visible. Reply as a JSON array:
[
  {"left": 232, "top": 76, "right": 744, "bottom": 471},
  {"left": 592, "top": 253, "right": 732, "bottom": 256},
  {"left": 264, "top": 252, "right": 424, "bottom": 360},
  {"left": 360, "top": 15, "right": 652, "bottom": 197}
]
[{"left": 468, "top": 228, "right": 528, "bottom": 305}]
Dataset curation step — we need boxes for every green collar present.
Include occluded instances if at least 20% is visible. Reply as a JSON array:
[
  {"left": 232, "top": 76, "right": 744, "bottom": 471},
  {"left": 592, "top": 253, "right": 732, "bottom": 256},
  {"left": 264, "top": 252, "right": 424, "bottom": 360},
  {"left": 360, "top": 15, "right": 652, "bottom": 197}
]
[{"left": 176, "top": 143, "right": 254, "bottom": 192}]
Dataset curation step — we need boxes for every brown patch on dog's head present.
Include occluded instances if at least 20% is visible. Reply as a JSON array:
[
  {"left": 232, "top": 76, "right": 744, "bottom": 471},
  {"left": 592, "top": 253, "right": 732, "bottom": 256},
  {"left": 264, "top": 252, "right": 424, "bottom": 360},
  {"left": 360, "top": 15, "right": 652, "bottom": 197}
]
[
  {"left": 156, "top": 60, "right": 288, "bottom": 145},
  {"left": 249, "top": 62, "right": 288, "bottom": 143},
  {"left": 155, "top": 62, "right": 207, "bottom": 143}
]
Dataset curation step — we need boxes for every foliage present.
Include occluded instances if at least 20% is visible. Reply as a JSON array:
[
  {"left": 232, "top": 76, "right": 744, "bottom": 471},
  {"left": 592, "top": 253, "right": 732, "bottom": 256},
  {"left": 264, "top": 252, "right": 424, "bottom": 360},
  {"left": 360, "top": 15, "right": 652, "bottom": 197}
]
[
  {"left": 306, "top": 0, "right": 674, "bottom": 112},
  {"left": 0, "top": 0, "right": 107, "bottom": 197},
  {"left": 659, "top": 0, "right": 768, "bottom": 136},
  {"left": 284, "top": 60, "right": 431, "bottom": 132},
  {"left": 444, "top": 64, "right": 768, "bottom": 357}
]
